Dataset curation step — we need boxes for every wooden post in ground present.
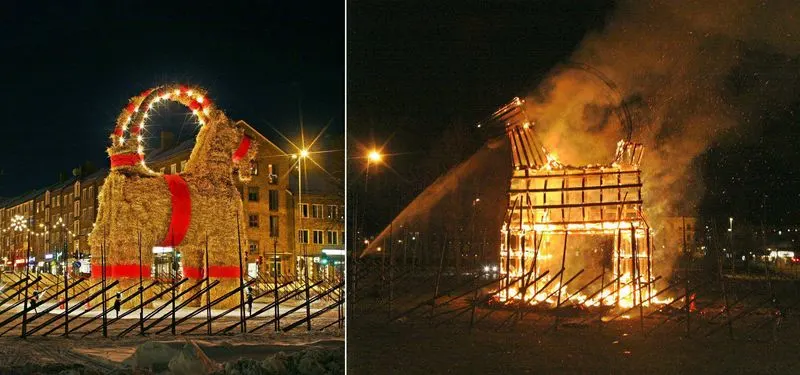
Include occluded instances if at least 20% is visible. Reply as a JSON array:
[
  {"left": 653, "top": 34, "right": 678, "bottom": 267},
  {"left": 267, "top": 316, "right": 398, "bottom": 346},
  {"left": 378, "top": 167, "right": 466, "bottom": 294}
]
[
  {"left": 273, "top": 239, "right": 279, "bottom": 332},
  {"left": 171, "top": 233, "right": 177, "bottom": 335},
  {"left": 431, "top": 234, "right": 448, "bottom": 321},
  {"left": 633, "top": 224, "right": 644, "bottom": 335},
  {"left": 616, "top": 228, "right": 622, "bottom": 306},
  {"left": 207, "top": 235, "right": 213, "bottom": 335},
  {"left": 554, "top": 232, "right": 568, "bottom": 331},
  {"left": 21, "top": 229, "right": 31, "bottom": 339},
  {"left": 469, "top": 268, "right": 481, "bottom": 333},
  {"left": 139, "top": 231, "right": 144, "bottom": 336},
  {"left": 235, "top": 211, "right": 247, "bottom": 333}
]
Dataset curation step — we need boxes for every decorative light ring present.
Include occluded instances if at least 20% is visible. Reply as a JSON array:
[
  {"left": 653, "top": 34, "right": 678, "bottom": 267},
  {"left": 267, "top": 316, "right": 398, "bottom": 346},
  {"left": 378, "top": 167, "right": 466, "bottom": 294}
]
[{"left": 108, "top": 84, "right": 215, "bottom": 172}]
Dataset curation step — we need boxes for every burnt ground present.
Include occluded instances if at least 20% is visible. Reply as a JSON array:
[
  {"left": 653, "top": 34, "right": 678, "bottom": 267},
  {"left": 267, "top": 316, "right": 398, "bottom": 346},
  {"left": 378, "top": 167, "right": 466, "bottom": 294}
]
[
  {"left": 348, "top": 270, "right": 800, "bottom": 374},
  {"left": 350, "top": 311, "right": 799, "bottom": 374}
]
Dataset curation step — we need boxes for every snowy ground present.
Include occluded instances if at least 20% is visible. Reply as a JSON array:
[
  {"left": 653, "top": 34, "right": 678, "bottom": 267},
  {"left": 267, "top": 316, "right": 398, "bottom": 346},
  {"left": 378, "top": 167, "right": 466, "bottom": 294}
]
[
  {"left": 0, "top": 333, "right": 343, "bottom": 373},
  {"left": 0, "top": 295, "right": 343, "bottom": 373}
]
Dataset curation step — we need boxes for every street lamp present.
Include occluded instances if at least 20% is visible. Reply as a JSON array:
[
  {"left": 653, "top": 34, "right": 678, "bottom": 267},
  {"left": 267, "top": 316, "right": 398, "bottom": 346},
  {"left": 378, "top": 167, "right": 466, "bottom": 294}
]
[
  {"left": 368, "top": 149, "right": 382, "bottom": 163},
  {"left": 295, "top": 148, "right": 311, "bottom": 331}
]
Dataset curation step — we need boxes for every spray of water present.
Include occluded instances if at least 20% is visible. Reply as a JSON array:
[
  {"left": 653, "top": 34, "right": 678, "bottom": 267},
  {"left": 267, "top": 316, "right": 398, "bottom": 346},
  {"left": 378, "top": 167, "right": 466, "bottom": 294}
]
[{"left": 363, "top": 137, "right": 511, "bottom": 256}]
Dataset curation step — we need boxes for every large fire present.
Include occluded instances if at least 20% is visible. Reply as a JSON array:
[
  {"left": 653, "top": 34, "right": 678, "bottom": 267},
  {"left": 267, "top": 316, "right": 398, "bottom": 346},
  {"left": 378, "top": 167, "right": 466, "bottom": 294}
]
[{"left": 491, "top": 98, "right": 671, "bottom": 309}]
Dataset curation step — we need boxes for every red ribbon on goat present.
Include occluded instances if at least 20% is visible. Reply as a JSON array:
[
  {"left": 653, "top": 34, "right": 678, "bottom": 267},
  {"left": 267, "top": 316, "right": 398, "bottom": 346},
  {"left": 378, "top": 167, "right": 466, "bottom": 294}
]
[
  {"left": 161, "top": 174, "right": 192, "bottom": 247},
  {"left": 232, "top": 135, "right": 252, "bottom": 162},
  {"left": 110, "top": 152, "right": 143, "bottom": 168}
]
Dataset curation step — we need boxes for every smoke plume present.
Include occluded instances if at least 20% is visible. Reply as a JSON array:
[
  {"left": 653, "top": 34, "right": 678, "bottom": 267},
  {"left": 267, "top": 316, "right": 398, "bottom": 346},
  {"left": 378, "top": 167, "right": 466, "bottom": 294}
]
[{"left": 526, "top": 0, "right": 800, "bottom": 230}]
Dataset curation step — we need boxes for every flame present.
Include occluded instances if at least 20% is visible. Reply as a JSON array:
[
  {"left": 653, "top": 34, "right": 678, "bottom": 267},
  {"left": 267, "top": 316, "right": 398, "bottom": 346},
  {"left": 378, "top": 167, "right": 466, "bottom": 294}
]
[{"left": 493, "top": 269, "right": 673, "bottom": 309}]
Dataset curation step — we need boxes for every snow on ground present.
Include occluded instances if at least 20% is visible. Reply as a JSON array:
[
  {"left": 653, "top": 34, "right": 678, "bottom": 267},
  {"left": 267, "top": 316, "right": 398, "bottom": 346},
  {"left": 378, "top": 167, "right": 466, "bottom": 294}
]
[
  {"left": 0, "top": 331, "right": 343, "bottom": 374},
  {"left": 0, "top": 293, "right": 343, "bottom": 373}
]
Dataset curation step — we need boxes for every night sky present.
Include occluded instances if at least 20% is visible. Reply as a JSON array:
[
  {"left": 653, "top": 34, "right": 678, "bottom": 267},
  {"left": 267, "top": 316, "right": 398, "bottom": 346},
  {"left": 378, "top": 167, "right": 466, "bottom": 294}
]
[
  {"left": 349, "top": 0, "right": 800, "bottom": 235},
  {"left": 0, "top": 1, "right": 343, "bottom": 198}
]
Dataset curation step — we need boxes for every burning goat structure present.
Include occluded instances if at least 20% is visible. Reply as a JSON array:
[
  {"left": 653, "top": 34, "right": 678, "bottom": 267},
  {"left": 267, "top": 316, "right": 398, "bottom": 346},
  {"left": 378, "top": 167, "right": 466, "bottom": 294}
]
[{"left": 489, "top": 98, "right": 657, "bottom": 309}]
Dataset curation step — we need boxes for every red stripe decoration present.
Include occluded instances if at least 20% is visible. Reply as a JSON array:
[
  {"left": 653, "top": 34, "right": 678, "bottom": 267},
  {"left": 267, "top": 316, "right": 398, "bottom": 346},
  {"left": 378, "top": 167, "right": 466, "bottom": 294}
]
[
  {"left": 110, "top": 152, "right": 143, "bottom": 168},
  {"left": 91, "top": 264, "right": 152, "bottom": 278},
  {"left": 160, "top": 174, "right": 192, "bottom": 247},
  {"left": 232, "top": 136, "right": 251, "bottom": 162},
  {"left": 183, "top": 266, "right": 203, "bottom": 279}
]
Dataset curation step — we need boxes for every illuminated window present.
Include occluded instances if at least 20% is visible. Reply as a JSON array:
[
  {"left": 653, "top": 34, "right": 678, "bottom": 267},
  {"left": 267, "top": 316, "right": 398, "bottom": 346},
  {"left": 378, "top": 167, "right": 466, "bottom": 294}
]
[
  {"left": 312, "top": 230, "right": 323, "bottom": 244},
  {"left": 312, "top": 204, "right": 323, "bottom": 218},
  {"left": 269, "top": 216, "right": 279, "bottom": 237},
  {"left": 248, "top": 187, "right": 259, "bottom": 202},
  {"left": 248, "top": 214, "right": 259, "bottom": 228},
  {"left": 170, "top": 164, "right": 177, "bottom": 174},
  {"left": 269, "top": 190, "right": 279, "bottom": 211},
  {"left": 267, "top": 164, "right": 279, "bottom": 184},
  {"left": 248, "top": 240, "right": 259, "bottom": 255},
  {"left": 298, "top": 229, "right": 309, "bottom": 244},
  {"left": 300, "top": 204, "right": 309, "bottom": 218}
]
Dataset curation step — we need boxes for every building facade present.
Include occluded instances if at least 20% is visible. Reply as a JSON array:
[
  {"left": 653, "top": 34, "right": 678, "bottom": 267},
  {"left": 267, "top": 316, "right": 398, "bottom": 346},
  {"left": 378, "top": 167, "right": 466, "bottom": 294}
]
[
  {"left": 293, "top": 181, "right": 345, "bottom": 281},
  {"left": 662, "top": 216, "right": 700, "bottom": 258}
]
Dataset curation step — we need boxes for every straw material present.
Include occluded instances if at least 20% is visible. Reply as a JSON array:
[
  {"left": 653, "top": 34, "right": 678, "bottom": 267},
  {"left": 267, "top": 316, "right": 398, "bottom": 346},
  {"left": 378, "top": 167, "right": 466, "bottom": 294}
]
[{"left": 89, "top": 85, "right": 256, "bottom": 308}]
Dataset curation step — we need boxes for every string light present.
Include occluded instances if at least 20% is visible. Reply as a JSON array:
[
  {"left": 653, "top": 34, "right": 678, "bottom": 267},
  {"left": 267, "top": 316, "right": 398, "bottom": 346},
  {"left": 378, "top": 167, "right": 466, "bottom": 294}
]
[{"left": 108, "top": 84, "right": 214, "bottom": 175}]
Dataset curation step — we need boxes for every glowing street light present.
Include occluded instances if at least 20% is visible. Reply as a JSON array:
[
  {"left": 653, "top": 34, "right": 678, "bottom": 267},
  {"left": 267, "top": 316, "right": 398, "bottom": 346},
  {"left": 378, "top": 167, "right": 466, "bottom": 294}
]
[
  {"left": 368, "top": 149, "right": 382, "bottom": 163},
  {"left": 300, "top": 149, "right": 309, "bottom": 159}
]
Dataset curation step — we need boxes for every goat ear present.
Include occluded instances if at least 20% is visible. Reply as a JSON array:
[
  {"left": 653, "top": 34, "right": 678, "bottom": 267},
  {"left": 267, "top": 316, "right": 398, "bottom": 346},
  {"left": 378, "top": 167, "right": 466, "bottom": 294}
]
[{"left": 234, "top": 140, "right": 257, "bottom": 183}]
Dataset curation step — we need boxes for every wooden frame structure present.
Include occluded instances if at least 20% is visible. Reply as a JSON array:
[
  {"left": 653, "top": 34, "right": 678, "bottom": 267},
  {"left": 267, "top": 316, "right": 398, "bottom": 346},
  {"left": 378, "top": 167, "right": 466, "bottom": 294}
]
[{"left": 492, "top": 98, "right": 655, "bottom": 307}]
